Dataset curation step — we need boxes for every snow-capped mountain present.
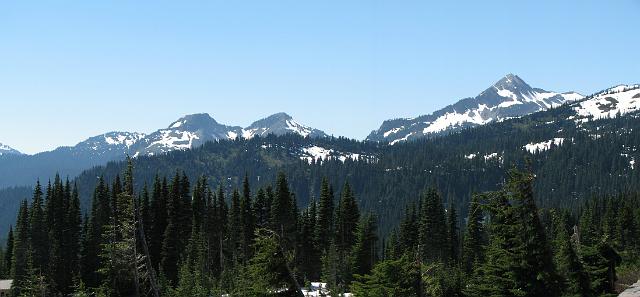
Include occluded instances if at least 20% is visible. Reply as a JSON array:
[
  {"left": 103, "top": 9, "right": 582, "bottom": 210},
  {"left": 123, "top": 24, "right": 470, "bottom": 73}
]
[
  {"left": 367, "top": 74, "right": 583, "bottom": 144},
  {"left": 66, "top": 132, "right": 146, "bottom": 158},
  {"left": 133, "top": 112, "right": 327, "bottom": 156},
  {"left": 0, "top": 142, "right": 22, "bottom": 156},
  {"left": 569, "top": 84, "right": 640, "bottom": 123},
  {"left": 241, "top": 112, "right": 328, "bottom": 140},
  {"left": 133, "top": 113, "right": 243, "bottom": 156}
]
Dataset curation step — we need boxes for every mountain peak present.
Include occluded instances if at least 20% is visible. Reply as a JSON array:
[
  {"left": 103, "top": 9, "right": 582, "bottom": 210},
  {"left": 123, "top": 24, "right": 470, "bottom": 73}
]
[
  {"left": 244, "top": 113, "right": 327, "bottom": 139},
  {"left": 367, "top": 73, "right": 583, "bottom": 144},
  {"left": 493, "top": 73, "right": 531, "bottom": 91},
  {"left": 169, "top": 113, "right": 219, "bottom": 129},
  {"left": 266, "top": 112, "right": 293, "bottom": 121}
]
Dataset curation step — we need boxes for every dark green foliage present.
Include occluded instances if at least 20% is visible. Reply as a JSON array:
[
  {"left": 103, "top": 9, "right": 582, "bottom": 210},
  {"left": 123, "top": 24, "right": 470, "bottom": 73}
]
[
  {"left": 314, "top": 178, "right": 334, "bottom": 253},
  {"left": 28, "top": 181, "right": 48, "bottom": 274},
  {"left": 351, "top": 214, "right": 378, "bottom": 276},
  {"left": 297, "top": 199, "right": 320, "bottom": 281},
  {"left": 551, "top": 211, "right": 591, "bottom": 297},
  {"left": 99, "top": 158, "right": 140, "bottom": 296},
  {"left": 465, "top": 169, "right": 561, "bottom": 297},
  {"left": 446, "top": 204, "right": 460, "bottom": 263},
  {"left": 419, "top": 188, "right": 448, "bottom": 263},
  {"left": 11, "top": 200, "right": 30, "bottom": 295},
  {"left": 4, "top": 227, "right": 13, "bottom": 276},
  {"left": 240, "top": 174, "right": 256, "bottom": 263},
  {"left": 253, "top": 188, "right": 270, "bottom": 229},
  {"left": 334, "top": 181, "right": 360, "bottom": 252},
  {"left": 235, "top": 229, "right": 301, "bottom": 297},
  {"left": 81, "top": 176, "right": 109, "bottom": 287},
  {"left": 462, "top": 194, "right": 485, "bottom": 274},
  {"left": 6, "top": 158, "right": 640, "bottom": 296},
  {"left": 270, "top": 172, "right": 297, "bottom": 251},
  {"left": 149, "top": 176, "right": 168, "bottom": 269},
  {"left": 350, "top": 256, "right": 420, "bottom": 297}
]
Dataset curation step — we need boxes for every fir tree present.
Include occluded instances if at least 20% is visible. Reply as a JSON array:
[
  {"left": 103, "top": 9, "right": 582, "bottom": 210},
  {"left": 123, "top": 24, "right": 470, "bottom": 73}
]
[
  {"left": 240, "top": 174, "right": 256, "bottom": 263},
  {"left": 11, "top": 200, "right": 30, "bottom": 295},
  {"left": 419, "top": 188, "right": 447, "bottom": 263},
  {"left": 270, "top": 172, "right": 297, "bottom": 251},
  {"left": 551, "top": 212, "right": 591, "bottom": 297},
  {"left": 99, "top": 158, "right": 140, "bottom": 296},
  {"left": 351, "top": 214, "right": 378, "bottom": 276},
  {"left": 4, "top": 227, "right": 13, "bottom": 276},
  {"left": 447, "top": 203, "right": 460, "bottom": 263},
  {"left": 228, "top": 188, "right": 242, "bottom": 263},
  {"left": 149, "top": 176, "right": 168, "bottom": 270},
  {"left": 334, "top": 181, "right": 360, "bottom": 252},
  {"left": 462, "top": 194, "right": 485, "bottom": 274},
  {"left": 253, "top": 188, "right": 270, "bottom": 229},
  {"left": 315, "top": 178, "right": 335, "bottom": 253},
  {"left": 29, "top": 180, "right": 48, "bottom": 274}
]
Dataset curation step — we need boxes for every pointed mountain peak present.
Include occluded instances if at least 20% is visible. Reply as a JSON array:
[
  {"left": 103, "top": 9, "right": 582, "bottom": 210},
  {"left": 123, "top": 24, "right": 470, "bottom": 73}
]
[
  {"left": 244, "top": 113, "right": 327, "bottom": 139},
  {"left": 266, "top": 112, "right": 293, "bottom": 121},
  {"left": 493, "top": 73, "right": 531, "bottom": 91},
  {"left": 168, "top": 113, "right": 219, "bottom": 129},
  {"left": 248, "top": 112, "right": 294, "bottom": 128}
]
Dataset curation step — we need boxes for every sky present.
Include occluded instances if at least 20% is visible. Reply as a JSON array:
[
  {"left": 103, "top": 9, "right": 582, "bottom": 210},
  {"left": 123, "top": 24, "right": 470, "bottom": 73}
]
[{"left": 1, "top": 1, "right": 639, "bottom": 154}]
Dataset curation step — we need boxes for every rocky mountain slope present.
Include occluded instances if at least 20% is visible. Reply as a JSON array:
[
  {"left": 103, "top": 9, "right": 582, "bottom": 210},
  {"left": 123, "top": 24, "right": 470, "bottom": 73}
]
[{"left": 367, "top": 74, "right": 583, "bottom": 144}]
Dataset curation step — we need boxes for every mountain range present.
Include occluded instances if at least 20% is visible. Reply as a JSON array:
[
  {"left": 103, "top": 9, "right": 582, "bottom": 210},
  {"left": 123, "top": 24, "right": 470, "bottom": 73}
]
[
  {"left": 0, "top": 74, "right": 638, "bottom": 189},
  {"left": 0, "top": 77, "right": 639, "bottom": 237},
  {"left": 0, "top": 112, "right": 327, "bottom": 188}
]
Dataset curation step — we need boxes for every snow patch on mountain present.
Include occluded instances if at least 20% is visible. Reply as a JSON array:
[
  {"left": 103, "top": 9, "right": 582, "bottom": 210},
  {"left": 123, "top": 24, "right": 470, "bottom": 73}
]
[
  {"left": 572, "top": 85, "right": 640, "bottom": 121},
  {"left": 524, "top": 138, "right": 565, "bottom": 154},
  {"left": 147, "top": 130, "right": 200, "bottom": 152},
  {"left": 299, "top": 145, "right": 368, "bottom": 164},
  {"left": 103, "top": 133, "right": 146, "bottom": 148}
]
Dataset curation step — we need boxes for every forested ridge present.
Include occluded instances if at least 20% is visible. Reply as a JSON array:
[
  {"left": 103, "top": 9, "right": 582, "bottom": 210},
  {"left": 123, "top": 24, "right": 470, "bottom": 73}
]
[
  {"left": 3, "top": 97, "right": 639, "bottom": 238},
  {"left": 1, "top": 157, "right": 638, "bottom": 296}
]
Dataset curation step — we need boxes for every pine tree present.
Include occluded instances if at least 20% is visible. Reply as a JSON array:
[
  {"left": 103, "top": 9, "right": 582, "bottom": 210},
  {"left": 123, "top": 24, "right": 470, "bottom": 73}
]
[
  {"left": 140, "top": 183, "right": 152, "bottom": 245},
  {"left": 334, "top": 181, "right": 360, "bottom": 252},
  {"left": 447, "top": 203, "right": 460, "bottom": 263},
  {"left": 297, "top": 200, "right": 319, "bottom": 281},
  {"left": 161, "top": 180, "right": 182, "bottom": 285},
  {"left": 351, "top": 214, "right": 378, "bottom": 276},
  {"left": 81, "top": 176, "right": 110, "bottom": 288},
  {"left": 462, "top": 194, "right": 485, "bottom": 274},
  {"left": 315, "top": 178, "right": 334, "bottom": 253},
  {"left": 398, "top": 203, "right": 419, "bottom": 257},
  {"left": 11, "top": 200, "right": 30, "bottom": 295},
  {"left": 253, "top": 188, "right": 270, "bottom": 229},
  {"left": 240, "top": 175, "right": 256, "bottom": 263},
  {"left": 4, "top": 227, "right": 13, "bottom": 276},
  {"left": 465, "top": 169, "right": 561, "bottom": 297},
  {"left": 229, "top": 188, "right": 242, "bottom": 263},
  {"left": 239, "top": 229, "right": 302, "bottom": 297},
  {"left": 150, "top": 176, "right": 168, "bottom": 270},
  {"left": 99, "top": 158, "right": 140, "bottom": 296},
  {"left": 551, "top": 212, "right": 591, "bottom": 297},
  {"left": 29, "top": 180, "right": 48, "bottom": 274},
  {"left": 350, "top": 255, "right": 420, "bottom": 297},
  {"left": 65, "top": 183, "right": 82, "bottom": 283},
  {"left": 270, "top": 172, "right": 297, "bottom": 251},
  {"left": 419, "top": 187, "right": 447, "bottom": 263}
]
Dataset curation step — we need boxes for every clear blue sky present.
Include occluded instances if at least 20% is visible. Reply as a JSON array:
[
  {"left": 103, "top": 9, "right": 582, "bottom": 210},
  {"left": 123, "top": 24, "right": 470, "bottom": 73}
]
[{"left": 1, "top": 1, "right": 638, "bottom": 154}]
